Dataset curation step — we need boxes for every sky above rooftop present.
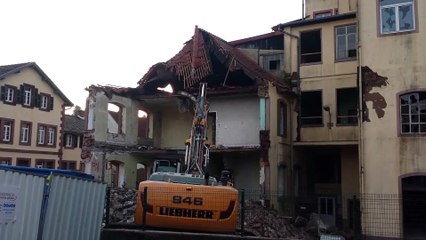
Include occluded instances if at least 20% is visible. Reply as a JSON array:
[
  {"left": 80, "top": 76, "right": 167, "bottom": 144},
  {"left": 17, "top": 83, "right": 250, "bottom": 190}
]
[{"left": 1, "top": 0, "right": 302, "bottom": 111}]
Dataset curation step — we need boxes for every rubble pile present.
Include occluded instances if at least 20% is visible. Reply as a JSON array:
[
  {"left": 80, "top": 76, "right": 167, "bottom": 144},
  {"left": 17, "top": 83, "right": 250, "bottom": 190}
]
[
  {"left": 107, "top": 188, "right": 317, "bottom": 239},
  {"left": 242, "top": 200, "right": 315, "bottom": 239},
  {"left": 108, "top": 188, "right": 137, "bottom": 223}
]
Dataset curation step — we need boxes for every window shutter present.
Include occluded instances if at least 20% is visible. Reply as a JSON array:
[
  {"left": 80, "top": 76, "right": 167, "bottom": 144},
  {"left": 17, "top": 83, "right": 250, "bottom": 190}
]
[
  {"left": 32, "top": 88, "right": 38, "bottom": 108},
  {"left": 36, "top": 95, "right": 41, "bottom": 108},
  {"left": 73, "top": 135, "right": 78, "bottom": 148},
  {"left": 0, "top": 86, "right": 5, "bottom": 101},
  {"left": 49, "top": 96, "right": 54, "bottom": 110},
  {"left": 17, "top": 85, "right": 24, "bottom": 105}
]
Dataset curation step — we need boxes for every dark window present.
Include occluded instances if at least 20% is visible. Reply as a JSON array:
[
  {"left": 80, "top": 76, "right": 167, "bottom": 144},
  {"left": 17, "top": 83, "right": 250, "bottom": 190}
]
[
  {"left": 336, "top": 25, "right": 357, "bottom": 60},
  {"left": 262, "top": 54, "right": 283, "bottom": 71},
  {"left": 17, "top": 158, "right": 31, "bottom": 167},
  {"left": 0, "top": 157, "right": 12, "bottom": 165},
  {"left": 301, "top": 91, "right": 323, "bottom": 126},
  {"left": 380, "top": 0, "right": 415, "bottom": 34},
  {"left": 36, "top": 159, "right": 55, "bottom": 169},
  {"left": 301, "top": 30, "right": 322, "bottom": 64},
  {"left": 400, "top": 92, "right": 426, "bottom": 134},
  {"left": 337, "top": 88, "right": 358, "bottom": 125},
  {"left": 278, "top": 100, "right": 287, "bottom": 136},
  {"left": 60, "top": 161, "right": 77, "bottom": 170}
]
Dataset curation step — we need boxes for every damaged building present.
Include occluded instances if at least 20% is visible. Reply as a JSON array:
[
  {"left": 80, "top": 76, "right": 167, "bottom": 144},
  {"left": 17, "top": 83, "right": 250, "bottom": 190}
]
[
  {"left": 82, "top": 0, "right": 426, "bottom": 238},
  {"left": 82, "top": 26, "right": 293, "bottom": 202}
]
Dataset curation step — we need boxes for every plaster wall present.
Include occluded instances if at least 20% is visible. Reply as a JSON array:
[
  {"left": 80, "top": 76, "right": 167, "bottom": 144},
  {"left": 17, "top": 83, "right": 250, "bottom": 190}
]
[
  {"left": 305, "top": 0, "right": 356, "bottom": 17},
  {"left": 283, "top": 17, "right": 359, "bottom": 143},
  {"left": 3, "top": 152, "right": 59, "bottom": 167},
  {"left": 0, "top": 68, "right": 65, "bottom": 152},
  {"left": 359, "top": 0, "right": 426, "bottom": 194},
  {"left": 210, "top": 96, "right": 260, "bottom": 147}
]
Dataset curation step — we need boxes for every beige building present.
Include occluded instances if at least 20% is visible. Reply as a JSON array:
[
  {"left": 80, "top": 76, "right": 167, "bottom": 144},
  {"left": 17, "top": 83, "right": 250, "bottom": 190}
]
[
  {"left": 269, "top": 0, "right": 425, "bottom": 239},
  {"left": 272, "top": 0, "right": 359, "bottom": 230},
  {"left": 0, "top": 62, "right": 73, "bottom": 168},
  {"left": 358, "top": 0, "right": 426, "bottom": 239},
  {"left": 62, "top": 114, "right": 85, "bottom": 171}
]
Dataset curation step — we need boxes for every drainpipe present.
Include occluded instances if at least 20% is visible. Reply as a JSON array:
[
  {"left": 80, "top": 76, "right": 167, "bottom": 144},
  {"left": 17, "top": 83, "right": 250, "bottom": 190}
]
[
  {"left": 278, "top": 28, "right": 301, "bottom": 215},
  {"left": 279, "top": 29, "right": 301, "bottom": 142},
  {"left": 356, "top": 0, "right": 365, "bottom": 196}
]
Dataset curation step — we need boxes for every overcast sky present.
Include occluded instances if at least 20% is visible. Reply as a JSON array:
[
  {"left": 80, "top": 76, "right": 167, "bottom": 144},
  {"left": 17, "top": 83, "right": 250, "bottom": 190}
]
[{"left": 1, "top": 0, "right": 302, "bottom": 110}]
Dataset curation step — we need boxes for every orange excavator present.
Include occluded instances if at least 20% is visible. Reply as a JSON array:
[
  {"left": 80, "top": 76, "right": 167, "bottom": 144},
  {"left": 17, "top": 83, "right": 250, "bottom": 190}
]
[{"left": 134, "top": 82, "right": 239, "bottom": 233}]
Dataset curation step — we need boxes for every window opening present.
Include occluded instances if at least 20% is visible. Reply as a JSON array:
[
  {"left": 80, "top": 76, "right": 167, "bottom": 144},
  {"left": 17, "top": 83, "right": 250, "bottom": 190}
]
[
  {"left": 301, "top": 91, "right": 323, "bottom": 125},
  {"left": 301, "top": 30, "right": 322, "bottom": 64},
  {"left": 337, "top": 88, "right": 358, "bottom": 124},
  {"left": 336, "top": 25, "right": 357, "bottom": 60},
  {"left": 400, "top": 92, "right": 426, "bottom": 134}
]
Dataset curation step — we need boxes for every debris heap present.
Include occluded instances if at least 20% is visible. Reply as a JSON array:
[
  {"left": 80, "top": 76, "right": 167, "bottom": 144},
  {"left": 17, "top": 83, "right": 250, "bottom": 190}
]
[
  {"left": 108, "top": 188, "right": 137, "bottom": 223},
  {"left": 242, "top": 200, "right": 315, "bottom": 239},
  {"left": 107, "top": 188, "right": 316, "bottom": 239}
]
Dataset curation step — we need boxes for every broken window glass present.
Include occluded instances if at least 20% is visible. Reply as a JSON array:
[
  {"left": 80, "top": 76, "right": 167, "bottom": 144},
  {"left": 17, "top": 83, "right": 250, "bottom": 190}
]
[
  {"left": 400, "top": 92, "right": 426, "bottom": 134},
  {"left": 380, "top": 0, "right": 414, "bottom": 34}
]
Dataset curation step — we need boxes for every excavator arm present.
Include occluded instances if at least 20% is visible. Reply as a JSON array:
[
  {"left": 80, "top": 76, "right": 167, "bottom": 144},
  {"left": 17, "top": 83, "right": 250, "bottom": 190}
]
[{"left": 182, "top": 82, "right": 210, "bottom": 177}]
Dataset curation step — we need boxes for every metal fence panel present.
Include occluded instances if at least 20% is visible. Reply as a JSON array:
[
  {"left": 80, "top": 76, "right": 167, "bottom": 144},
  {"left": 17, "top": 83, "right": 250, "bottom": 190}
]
[
  {"left": 0, "top": 169, "right": 46, "bottom": 240},
  {"left": 42, "top": 174, "right": 107, "bottom": 240}
]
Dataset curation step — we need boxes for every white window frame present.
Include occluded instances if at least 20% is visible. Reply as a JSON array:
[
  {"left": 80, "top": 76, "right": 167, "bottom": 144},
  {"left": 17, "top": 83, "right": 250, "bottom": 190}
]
[
  {"left": 380, "top": 0, "right": 415, "bottom": 34},
  {"left": 3, "top": 122, "right": 12, "bottom": 142},
  {"left": 65, "top": 134, "right": 73, "bottom": 147},
  {"left": 21, "top": 123, "right": 30, "bottom": 143},
  {"left": 400, "top": 92, "right": 426, "bottom": 134},
  {"left": 5, "top": 87, "right": 14, "bottom": 103},
  {"left": 335, "top": 25, "right": 357, "bottom": 60},
  {"left": 24, "top": 88, "right": 32, "bottom": 106},
  {"left": 47, "top": 127, "right": 55, "bottom": 145},
  {"left": 38, "top": 126, "right": 45, "bottom": 144},
  {"left": 41, "top": 95, "right": 48, "bottom": 109}
]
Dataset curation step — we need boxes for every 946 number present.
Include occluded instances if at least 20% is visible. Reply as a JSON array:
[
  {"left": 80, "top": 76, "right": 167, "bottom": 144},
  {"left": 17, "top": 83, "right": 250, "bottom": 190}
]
[{"left": 172, "top": 196, "right": 203, "bottom": 205}]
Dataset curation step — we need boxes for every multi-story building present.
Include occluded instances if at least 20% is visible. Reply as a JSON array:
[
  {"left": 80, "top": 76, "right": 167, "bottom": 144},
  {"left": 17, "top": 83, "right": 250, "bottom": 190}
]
[
  {"left": 357, "top": 1, "right": 426, "bottom": 239},
  {"left": 269, "top": 0, "right": 425, "bottom": 239},
  {"left": 82, "top": 26, "right": 293, "bottom": 194},
  {"left": 62, "top": 113, "right": 85, "bottom": 171},
  {"left": 0, "top": 62, "right": 73, "bottom": 168},
  {"left": 271, "top": 0, "right": 359, "bottom": 229}
]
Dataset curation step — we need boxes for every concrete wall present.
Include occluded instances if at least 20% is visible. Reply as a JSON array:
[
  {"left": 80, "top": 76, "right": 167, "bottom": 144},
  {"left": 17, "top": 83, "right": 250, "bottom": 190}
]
[{"left": 90, "top": 92, "right": 139, "bottom": 145}]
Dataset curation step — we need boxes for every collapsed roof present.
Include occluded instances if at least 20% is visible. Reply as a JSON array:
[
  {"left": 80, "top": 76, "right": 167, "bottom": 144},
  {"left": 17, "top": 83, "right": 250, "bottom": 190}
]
[{"left": 138, "top": 26, "right": 289, "bottom": 95}]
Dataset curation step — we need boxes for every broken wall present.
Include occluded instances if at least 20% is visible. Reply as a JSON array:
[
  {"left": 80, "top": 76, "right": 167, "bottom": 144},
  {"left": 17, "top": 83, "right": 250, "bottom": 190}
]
[{"left": 209, "top": 95, "right": 261, "bottom": 147}]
